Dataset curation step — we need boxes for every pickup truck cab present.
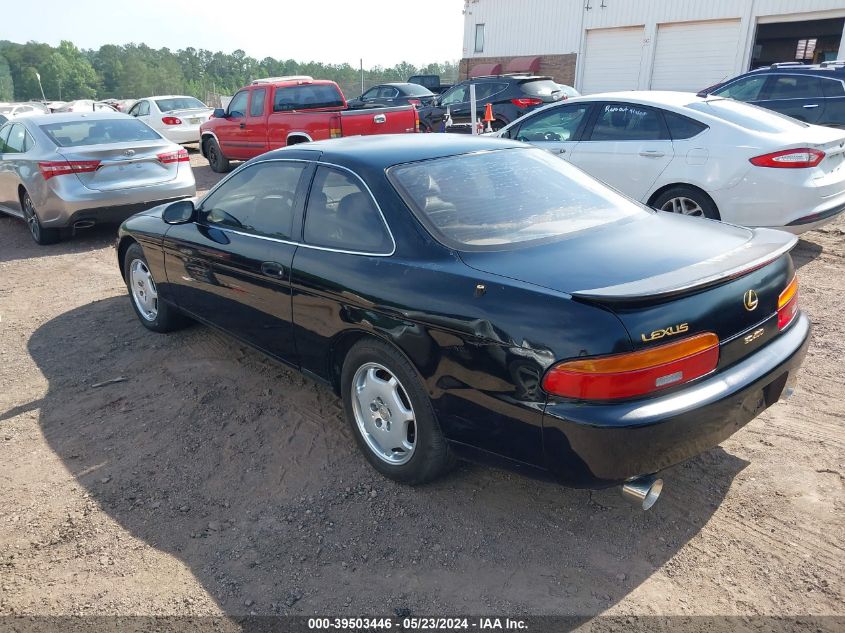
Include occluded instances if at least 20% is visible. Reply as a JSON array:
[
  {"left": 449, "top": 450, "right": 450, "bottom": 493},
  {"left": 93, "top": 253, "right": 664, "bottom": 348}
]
[{"left": 200, "top": 76, "right": 419, "bottom": 172}]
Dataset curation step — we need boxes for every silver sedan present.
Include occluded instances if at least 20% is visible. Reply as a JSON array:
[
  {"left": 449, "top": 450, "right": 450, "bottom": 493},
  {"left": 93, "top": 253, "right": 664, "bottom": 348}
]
[{"left": 0, "top": 112, "right": 196, "bottom": 244}]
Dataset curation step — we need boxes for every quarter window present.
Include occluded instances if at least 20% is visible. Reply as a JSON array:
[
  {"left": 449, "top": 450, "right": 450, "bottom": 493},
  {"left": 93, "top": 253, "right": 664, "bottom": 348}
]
[
  {"left": 202, "top": 161, "right": 307, "bottom": 240},
  {"left": 136, "top": 100, "right": 150, "bottom": 116},
  {"left": 663, "top": 111, "right": 708, "bottom": 140},
  {"left": 304, "top": 166, "right": 391, "bottom": 253},
  {"left": 588, "top": 104, "right": 665, "bottom": 141},
  {"left": 822, "top": 78, "right": 845, "bottom": 97},
  {"left": 227, "top": 91, "right": 248, "bottom": 117},
  {"left": 250, "top": 88, "right": 266, "bottom": 117},
  {"left": 512, "top": 104, "right": 589, "bottom": 142}
]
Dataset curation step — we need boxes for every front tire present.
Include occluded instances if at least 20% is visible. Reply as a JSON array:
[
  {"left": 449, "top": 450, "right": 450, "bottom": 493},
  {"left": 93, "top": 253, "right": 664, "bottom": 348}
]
[
  {"left": 21, "top": 190, "right": 60, "bottom": 245},
  {"left": 123, "top": 243, "right": 190, "bottom": 333},
  {"left": 341, "top": 339, "right": 454, "bottom": 484},
  {"left": 652, "top": 185, "right": 720, "bottom": 220},
  {"left": 204, "top": 137, "right": 230, "bottom": 173}
]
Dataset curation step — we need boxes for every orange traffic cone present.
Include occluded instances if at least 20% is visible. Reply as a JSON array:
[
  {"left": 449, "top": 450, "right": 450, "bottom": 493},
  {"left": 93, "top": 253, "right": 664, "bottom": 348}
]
[{"left": 483, "top": 103, "right": 494, "bottom": 133}]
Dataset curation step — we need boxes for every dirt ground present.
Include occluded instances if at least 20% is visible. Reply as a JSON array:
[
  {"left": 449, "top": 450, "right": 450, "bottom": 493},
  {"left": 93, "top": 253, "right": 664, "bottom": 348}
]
[{"left": 0, "top": 149, "right": 843, "bottom": 628}]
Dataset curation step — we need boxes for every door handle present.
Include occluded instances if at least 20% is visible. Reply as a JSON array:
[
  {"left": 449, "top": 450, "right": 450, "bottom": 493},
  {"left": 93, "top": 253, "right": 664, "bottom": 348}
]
[
  {"left": 373, "top": 114, "right": 386, "bottom": 124},
  {"left": 803, "top": 104, "right": 820, "bottom": 109},
  {"left": 239, "top": 122, "right": 247, "bottom": 129},
  {"left": 553, "top": 148, "right": 566, "bottom": 154},
  {"left": 639, "top": 150, "right": 665, "bottom": 158},
  {"left": 260, "top": 261, "right": 287, "bottom": 278}
]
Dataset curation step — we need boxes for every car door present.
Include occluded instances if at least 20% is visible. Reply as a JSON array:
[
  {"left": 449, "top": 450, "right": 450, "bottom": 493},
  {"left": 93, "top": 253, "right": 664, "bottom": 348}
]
[
  {"left": 129, "top": 99, "right": 152, "bottom": 126},
  {"left": 243, "top": 87, "right": 268, "bottom": 157},
  {"left": 568, "top": 102, "right": 674, "bottom": 202},
  {"left": 216, "top": 89, "right": 250, "bottom": 159},
  {"left": 502, "top": 103, "right": 592, "bottom": 159},
  {"left": 291, "top": 164, "right": 395, "bottom": 378},
  {"left": 433, "top": 84, "right": 468, "bottom": 130},
  {"left": 164, "top": 159, "right": 312, "bottom": 363},
  {"left": 755, "top": 74, "right": 825, "bottom": 124},
  {"left": 0, "top": 123, "right": 30, "bottom": 213}
]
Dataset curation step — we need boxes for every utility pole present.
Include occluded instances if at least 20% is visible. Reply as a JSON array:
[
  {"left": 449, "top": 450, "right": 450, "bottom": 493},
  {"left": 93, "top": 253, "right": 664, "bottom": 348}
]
[{"left": 35, "top": 71, "right": 46, "bottom": 103}]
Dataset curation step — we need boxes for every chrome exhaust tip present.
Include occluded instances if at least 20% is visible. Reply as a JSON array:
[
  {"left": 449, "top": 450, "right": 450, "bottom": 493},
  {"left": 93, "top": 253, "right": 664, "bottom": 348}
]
[
  {"left": 621, "top": 475, "right": 663, "bottom": 511},
  {"left": 73, "top": 220, "right": 96, "bottom": 230}
]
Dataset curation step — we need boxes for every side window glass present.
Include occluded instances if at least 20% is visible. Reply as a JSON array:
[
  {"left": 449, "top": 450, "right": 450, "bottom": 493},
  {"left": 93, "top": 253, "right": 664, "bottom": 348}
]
[
  {"left": 304, "top": 166, "right": 391, "bottom": 253},
  {"left": 249, "top": 88, "right": 266, "bottom": 117},
  {"left": 137, "top": 101, "right": 150, "bottom": 116},
  {"left": 515, "top": 105, "right": 589, "bottom": 142},
  {"left": 440, "top": 86, "right": 467, "bottom": 107},
  {"left": 589, "top": 104, "right": 665, "bottom": 141},
  {"left": 663, "top": 111, "right": 708, "bottom": 140},
  {"left": 767, "top": 75, "right": 823, "bottom": 100},
  {"left": 128, "top": 103, "right": 139, "bottom": 116},
  {"left": 203, "top": 161, "right": 306, "bottom": 239},
  {"left": 0, "top": 124, "right": 12, "bottom": 152},
  {"left": 713, "top": 76, "right": 766, "bottom": 101},
  {"left": 4, "top": 124, "right": 26, "bottom": 153},
  {"left": 361, "top": 88, "right": 378, "bottom": 100},
  {"left": 227, "top": 91, "right": 248, "bottom": 117},
  {"left": 822, "top": 79, "right": 845, "bottom": 98}
]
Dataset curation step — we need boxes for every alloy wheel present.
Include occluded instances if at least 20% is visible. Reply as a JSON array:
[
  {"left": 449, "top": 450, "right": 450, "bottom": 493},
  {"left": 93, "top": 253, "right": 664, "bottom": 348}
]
[
  {"left": 351, "top": 362, "right": 417, "bottom": 465},
  {"left": 660, "top": 196, "right": 704, "bottom": 217},
  {"left": 129, "top": 259, "right": 159, "bottom": 321},
  {"left": 22, "top": 194, "right": 41, "bottom": 241}
]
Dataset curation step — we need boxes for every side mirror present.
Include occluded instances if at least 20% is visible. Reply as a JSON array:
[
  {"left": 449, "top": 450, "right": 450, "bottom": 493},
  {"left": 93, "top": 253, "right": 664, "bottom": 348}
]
[
  {"left": 212, "top": 108, "right": 226, "bottom": 118},
  {"left": 162, "top": 199, "right": 196, "bottom": 225}
]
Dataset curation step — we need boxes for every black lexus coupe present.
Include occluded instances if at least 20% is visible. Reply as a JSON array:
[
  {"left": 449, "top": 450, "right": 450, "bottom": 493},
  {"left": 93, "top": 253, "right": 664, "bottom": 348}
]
[{"left": 117, "top": 134, "right": 809, "bottom": 505}]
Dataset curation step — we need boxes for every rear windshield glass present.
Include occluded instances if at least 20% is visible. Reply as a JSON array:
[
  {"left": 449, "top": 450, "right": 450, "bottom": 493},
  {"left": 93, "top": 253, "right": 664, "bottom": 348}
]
[
  {"left": 274, "top": 84, "right": 344, "bottom": 111},
  {"left": 389, "top": 148, "right": 645, "bottom": 250},
  {"left": 521, "top": 80, "right": 564, "bottom": 97},
  {"left": 155, "top": 97, "right": 206, "bottom": 112},
  {"left": 39, "top": 119, "right": 162, "bottom": 147},
  {"left": 401, "top": 84, "right": 434, "bottom": 97},
  {"left": 685, "top": 98, "right": 808, "bottom": 133}
]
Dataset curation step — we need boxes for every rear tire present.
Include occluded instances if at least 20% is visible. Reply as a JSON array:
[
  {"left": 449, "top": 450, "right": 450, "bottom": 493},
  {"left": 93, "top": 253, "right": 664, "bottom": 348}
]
[
  {"left": 123, "top": 243, "right": 190, "bottom": 333},
  {"left": 204, "top": 137, "right": 230, "bottom": 173},
  {"left": 341, "top": 339, "right": 454, "bottom": 485},
  {"left": 652, "top": 185, "right": 720, "bottom": 220},
  {"left": 21, "top": 190, "right": 60, "bottom": 245}
]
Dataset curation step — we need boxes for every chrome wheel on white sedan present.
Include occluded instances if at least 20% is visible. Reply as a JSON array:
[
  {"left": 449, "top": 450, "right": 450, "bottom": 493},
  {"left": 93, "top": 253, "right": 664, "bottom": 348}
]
[{"left": 661, "top": 196, "right": 705, "bottom": 217}]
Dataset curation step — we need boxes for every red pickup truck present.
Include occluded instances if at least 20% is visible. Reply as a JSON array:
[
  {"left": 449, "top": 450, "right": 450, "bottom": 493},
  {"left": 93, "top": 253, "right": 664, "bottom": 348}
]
[{"left": 200, "top": 76, "right": 419, "bottom": 172}]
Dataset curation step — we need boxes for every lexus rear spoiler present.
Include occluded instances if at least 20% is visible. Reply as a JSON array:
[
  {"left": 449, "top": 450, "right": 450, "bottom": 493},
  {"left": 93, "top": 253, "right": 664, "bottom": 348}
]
[{"left": 572, "top": 228, "right": 797, "bottom": 304}]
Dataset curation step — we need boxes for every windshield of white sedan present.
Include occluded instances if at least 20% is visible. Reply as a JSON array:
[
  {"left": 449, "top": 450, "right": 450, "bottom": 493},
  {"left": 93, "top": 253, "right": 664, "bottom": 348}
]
[
  {"left": 39, "top": 119, "right": 162, "bottom": 147},
  {"left": 155, "top": 97, "right": 207, "bottom": 111},
  {"left": 390, "top": 148, "right": 645, "bottom": 248}
]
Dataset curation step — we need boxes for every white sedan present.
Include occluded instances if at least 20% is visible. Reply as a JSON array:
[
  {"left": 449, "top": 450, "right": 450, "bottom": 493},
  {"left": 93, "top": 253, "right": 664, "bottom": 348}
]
[
  {"left": 127, "top": 95, "right": 213, "bottom": 145},
  {"left": 496, "top": 91, "right": 845, "bottom": 234}
]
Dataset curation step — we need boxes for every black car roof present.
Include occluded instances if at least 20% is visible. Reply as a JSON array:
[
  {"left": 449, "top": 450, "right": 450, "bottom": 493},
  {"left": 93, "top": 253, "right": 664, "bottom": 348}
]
[{"left": 262, "top": 134, "right": 527, "bottom": 170}]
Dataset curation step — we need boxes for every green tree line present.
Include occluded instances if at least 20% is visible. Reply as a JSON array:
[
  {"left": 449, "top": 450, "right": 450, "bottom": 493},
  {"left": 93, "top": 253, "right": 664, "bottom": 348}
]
[{"left": 0, "top": 40, "right": 458, "bottom": 103}]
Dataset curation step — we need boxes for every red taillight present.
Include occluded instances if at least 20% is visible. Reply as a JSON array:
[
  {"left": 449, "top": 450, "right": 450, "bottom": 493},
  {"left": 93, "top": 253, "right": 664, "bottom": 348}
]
[
  {"left": 38, "top": 160, "right": 100, "bottom": 180},
  {"left": 750, "top": 148, "right": 825, "bottom": 168},
  {"left": 161, "top": 116, "right": 183, "bottom": 125},
  {"left": 778, "top": 275, "right": 799, "bottom": 330},
  {"left": 542, "top": 333, "right": 720, "bottom": 400},
  {"left": 511, "top": 97, "right": 543, "bottom": 109},
  {"left": 157, "top": 148, "right": 189, "bottom": 164}
]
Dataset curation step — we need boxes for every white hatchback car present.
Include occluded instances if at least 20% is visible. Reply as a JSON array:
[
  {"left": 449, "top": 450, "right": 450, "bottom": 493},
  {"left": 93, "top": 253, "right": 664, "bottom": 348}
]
[
  {"left": 127, "top": 95, "right": 213, "bottom": 144},
  {"left": 497, "top": 91, "right": 845, "bottom": 233}
]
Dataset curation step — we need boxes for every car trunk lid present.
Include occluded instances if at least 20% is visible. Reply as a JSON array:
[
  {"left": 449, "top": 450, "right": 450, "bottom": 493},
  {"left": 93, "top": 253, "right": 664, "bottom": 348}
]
[
  {"left": 58, "top": 141, "right": 182, "bottom": 191},
  {"left": 459, "top": 212, "right": 797, "bottom": 364}
]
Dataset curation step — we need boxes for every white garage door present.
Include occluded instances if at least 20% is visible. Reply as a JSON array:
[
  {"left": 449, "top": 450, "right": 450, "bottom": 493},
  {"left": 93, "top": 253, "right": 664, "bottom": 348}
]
[
  {"left": 651, "top": 20, "right": 741, "bottom": 91},
  {"left": 581, "top": 27, "right": 645, "bottom": 94}
]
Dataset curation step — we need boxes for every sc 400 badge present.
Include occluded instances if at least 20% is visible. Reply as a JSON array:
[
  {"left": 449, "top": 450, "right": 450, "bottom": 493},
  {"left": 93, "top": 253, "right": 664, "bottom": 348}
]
[{"left": 744, "top": 327, "right": 765, "bottom": 345}]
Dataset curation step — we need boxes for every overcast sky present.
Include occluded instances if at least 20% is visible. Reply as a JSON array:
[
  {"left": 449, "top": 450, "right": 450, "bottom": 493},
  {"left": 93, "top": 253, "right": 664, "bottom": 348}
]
[{"left": 1, "top": 0, "right": 466, "bottom": 67}]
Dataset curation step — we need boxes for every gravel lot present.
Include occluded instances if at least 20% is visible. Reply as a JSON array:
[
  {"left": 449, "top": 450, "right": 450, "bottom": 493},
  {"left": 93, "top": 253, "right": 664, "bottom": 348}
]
[{"left": 0, "top": 149, "right": 843, "bottom": 627}]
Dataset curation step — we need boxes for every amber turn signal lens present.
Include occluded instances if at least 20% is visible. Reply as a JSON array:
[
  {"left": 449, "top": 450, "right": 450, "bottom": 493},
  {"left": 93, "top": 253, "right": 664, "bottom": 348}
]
[
  {"left": 542, "top": 333, "right": 720, "bottom": 400},
  {"left": 778, "top": 275, "right": 799, "bottom": 330}
]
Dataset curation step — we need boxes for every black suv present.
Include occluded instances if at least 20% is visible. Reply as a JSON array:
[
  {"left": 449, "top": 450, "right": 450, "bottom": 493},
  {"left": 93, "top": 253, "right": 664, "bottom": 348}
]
[
  {"left": 700, "top": 61, "right": 845, "bottom": 128},
  {"left": 417, "top": 74, "right": 566, "bottom": 133}
]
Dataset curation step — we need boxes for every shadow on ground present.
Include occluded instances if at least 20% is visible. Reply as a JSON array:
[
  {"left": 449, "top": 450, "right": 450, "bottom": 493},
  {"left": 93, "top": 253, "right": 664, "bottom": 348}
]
[
  {"left": 24, "top": 296, "right": 747, "bottom": 616},
  {"left": 0, "top": 216, "right": 119, "bottom": 265}
]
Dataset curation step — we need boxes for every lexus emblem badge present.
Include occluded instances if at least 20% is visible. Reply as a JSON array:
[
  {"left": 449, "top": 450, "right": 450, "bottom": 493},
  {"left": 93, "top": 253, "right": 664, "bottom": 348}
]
[{"left": 743, "top": 289, "right": 758, "bottom": 312}]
